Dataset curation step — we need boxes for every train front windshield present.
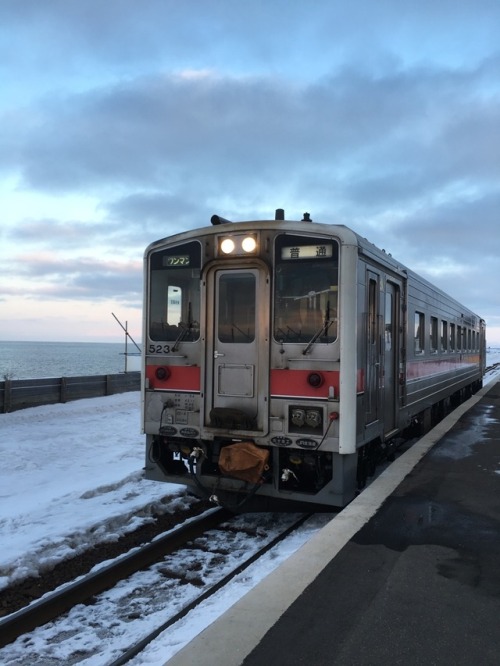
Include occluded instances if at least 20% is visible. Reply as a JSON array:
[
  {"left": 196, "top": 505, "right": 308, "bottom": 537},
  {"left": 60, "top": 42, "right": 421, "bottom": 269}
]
[
  {"left": 273, "top": 234, "right": 339, "bottom": 344},
  {"left": 149, "top": 241, "right": 201, "bottom": 342},
  {"left": 148, "top": 233, "right": 339, "bottom": 346}
]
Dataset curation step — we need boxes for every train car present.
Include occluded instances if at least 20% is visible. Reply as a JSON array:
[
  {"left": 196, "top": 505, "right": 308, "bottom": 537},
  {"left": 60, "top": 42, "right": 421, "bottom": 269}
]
[{"left": 141, "top": 210, "right": 485, "bottom": 511}]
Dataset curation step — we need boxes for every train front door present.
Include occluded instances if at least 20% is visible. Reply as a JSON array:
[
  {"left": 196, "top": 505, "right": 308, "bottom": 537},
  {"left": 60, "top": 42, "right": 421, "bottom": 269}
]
[{"left": 204, "top": 266, "right": 269, "bottom": 433}]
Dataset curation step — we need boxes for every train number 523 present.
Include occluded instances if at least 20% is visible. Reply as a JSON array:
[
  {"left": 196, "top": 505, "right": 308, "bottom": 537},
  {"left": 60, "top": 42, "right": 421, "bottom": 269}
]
[{"left": 148, "top": 344, "right": 171, "bottom": 354}]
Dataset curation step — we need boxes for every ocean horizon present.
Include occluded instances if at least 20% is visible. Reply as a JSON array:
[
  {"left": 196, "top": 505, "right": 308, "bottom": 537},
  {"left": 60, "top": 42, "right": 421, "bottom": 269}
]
[
  {"left": 0, "top": 341, "right": 142, "bottom": 380},
  {"left": 2, "top": 339, "right": 498, "bottom": 382}
]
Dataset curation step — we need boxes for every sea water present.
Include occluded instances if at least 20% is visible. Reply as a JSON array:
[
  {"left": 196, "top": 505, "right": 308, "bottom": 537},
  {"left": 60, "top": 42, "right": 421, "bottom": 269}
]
[
  {"left": 0, "top": 341, "right": 141, "bottom": 380},
  {"left": 2, "top": 340, "right": 498, "bottom": 381}
]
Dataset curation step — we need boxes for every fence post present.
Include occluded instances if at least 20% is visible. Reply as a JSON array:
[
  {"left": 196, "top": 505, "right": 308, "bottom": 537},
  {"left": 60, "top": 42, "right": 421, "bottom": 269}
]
[
  {"left": 60, "top": 377, "right": 68, "bottom": 403},
  {"left": 3, "top": 379, "right": 12, "bottom": 413}
]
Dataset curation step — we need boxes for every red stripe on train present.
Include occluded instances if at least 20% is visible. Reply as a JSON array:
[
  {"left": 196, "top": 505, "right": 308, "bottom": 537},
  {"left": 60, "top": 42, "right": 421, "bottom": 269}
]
[
  {"left": 407, "top": 355, "right": 480, "bottom": 379},
  {"left": 270, "top": 369, "right": 340, "bottom": 398},
  {"left": 146, "top": 365, "right": 201, "bottom": 391}
]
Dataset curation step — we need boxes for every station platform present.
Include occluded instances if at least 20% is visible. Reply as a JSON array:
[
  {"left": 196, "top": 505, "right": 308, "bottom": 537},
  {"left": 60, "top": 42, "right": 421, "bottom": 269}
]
[{"left": 166, "top": 380, "right": 500, "bottom": 666}]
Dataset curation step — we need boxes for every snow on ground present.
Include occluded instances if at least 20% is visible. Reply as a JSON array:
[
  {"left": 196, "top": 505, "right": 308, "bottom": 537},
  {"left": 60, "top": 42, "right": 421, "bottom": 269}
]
[
  {"left": 1, "top": 352, "right": 500, "bottom": 664},
  {"left": 0, "top": 392, "right": 189, "bottom": 590},
  {"left": 0, "top": 391, "right": 333, "bottom": 665}
]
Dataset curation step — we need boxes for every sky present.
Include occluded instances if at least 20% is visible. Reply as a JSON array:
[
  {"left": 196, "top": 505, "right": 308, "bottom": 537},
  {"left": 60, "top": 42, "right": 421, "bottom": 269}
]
[{"left": 1, "top": 0, "right": 500, "bottom": 343}]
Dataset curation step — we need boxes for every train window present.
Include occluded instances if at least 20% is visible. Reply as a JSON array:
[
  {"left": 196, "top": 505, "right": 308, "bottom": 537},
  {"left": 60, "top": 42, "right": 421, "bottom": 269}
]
[
  {"left": 449, "top": 323, "right": 456, "bottom": 351},
  {"left": 430, "top": 316, "right": 438, "bottom": 353},
  {"left": 457, "top": 326, "right": 462, "bottom": 351},
  {"left": 368, "top": 279, "right": 377, "bottom": 346},
  {"left": 148, "top": 241, "right": 201, "bottom": 342},
  {"left": 414, "top": 312, "right": 425, "bottom": 354},
  {"left": 468, "top": 329, "right": 472, "bottom": 351},
  {"left": 273, "top": 234, "right": 338, "bottom": 344},
  {"left": 385, "top": 291, "right": 393, "bottom": 351},
  {"left": 441, "top": 321, "right": 448, "bottom": 352},
  {"left": 217, "top": 273, "right": 256, "bottom": 343}
]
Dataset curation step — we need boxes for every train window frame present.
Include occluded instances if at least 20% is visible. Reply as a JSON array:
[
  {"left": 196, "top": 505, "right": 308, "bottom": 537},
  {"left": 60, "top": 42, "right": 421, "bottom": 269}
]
[
  {"left": 449, "top": 323, "right": 456, "bottom": 351},
  {"left": 414, "top": 311, "right": 425, "bottom": 355},
  {"left": 217, "top": 272, "right": 256, "bottom": 344},
  {"left": 430, "top": 316, "right": 438, "bottom": 354},
  {"left": 441, "top": 320, "right": 448, "bottom": 352},
  {"left": 148, "top": 240, "right": 202, "bottom": 343},
  {"left": 272, "top": 233, "right": 339, "bottom": 345}
]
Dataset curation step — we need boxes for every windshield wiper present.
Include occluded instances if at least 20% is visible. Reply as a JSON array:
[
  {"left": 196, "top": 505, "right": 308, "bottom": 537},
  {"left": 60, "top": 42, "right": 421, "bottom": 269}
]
[
  {"left": 302, "top": 300, "right": 334, "bottom": 355},
  {"left": 293, "top": 288, "right": 331, "bottom": 302},
  {"left": 172, "top": 302, "right": 194, "bottom": 351}
]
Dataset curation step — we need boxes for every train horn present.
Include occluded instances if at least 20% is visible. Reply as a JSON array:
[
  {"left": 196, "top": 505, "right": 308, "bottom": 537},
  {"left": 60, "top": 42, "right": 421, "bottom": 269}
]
[{"left": 211, "top": 215, "right": 233, "bottom": 225}]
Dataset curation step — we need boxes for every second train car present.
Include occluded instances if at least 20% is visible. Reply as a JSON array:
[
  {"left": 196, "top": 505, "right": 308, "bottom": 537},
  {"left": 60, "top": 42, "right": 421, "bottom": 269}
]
[{"left": 142, "top": 210, "right": 485, "bottom": 510}]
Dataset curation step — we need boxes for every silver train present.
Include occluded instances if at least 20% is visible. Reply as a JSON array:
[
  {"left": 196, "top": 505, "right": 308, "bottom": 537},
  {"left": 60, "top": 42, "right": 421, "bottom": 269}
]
[{"left": 141, "top": 210, "right": 485, "bottom": 511}]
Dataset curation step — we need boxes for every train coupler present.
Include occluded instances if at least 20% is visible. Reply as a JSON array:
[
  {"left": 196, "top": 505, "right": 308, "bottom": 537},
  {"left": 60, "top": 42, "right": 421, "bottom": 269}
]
[{"left": 281, "top": 468, "right": 299, "bottom": 482}]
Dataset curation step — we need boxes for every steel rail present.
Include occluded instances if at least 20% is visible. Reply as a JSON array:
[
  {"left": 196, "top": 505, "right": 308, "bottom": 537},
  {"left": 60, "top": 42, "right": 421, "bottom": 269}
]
[
  {"left": 0, "top": 506, "right": 231, "bottom": 649},
  {"left": 107, "top": 512, "right": 314, "bottom": 666}
]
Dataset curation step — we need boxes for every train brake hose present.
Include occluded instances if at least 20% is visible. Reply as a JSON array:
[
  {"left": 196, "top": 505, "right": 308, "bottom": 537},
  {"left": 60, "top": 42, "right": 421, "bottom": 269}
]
[
  {"left": 312, "top": 412, "right": 336, "bottom": 450},
  {"left": 188, "top": 448, "right": 264, "bottom": 511}
]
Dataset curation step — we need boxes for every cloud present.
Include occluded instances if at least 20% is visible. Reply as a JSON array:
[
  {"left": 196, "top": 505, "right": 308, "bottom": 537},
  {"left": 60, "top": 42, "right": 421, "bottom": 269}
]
[
  {"left": 4, "top": 252, "right": 141, "bottom": 302},
  {"left": 2, "top": 58, "right": 498, "bottom": 316},
  {"left": 1, "top": 1, "right": 500, "bottom": 342},
  {"left": 105, "top": 191, "right": 206, "bottom": 228},
  {"left": 3, "top": 1, "right": 500, "bottom": 72},
  {"left": 5, "top": 218, "right": 114, "bottom": 247},
  {"left": 395, "top": 192, "right": 500, "bottom": 260},
  {"left": 1, "top": 59, "right": 497, "bottom": 211}
]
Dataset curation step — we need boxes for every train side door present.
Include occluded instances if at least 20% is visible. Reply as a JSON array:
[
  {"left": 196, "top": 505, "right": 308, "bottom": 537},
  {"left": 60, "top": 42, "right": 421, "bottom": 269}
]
[
  {"left": 383, "top": 280, "right": 401, "bottom": 435},
  {"left": 365, "top": 271, "right": 381, "bottom": 425},
  {"left": 204, "top": 266, "right": 269, "bottom": 433},
  {"left": 365, "top": 272, "right": 401, "bottom": 434}
]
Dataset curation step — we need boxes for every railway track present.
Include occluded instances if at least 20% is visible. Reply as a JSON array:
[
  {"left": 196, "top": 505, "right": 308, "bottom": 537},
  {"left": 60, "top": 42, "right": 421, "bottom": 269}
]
[
  {"left": 0, "top": 495, "right": 212, "bottom": 619},
  {"left": 0, "top": 508, "right": 318, "bottom": 664},
  {"left": 0, "top": 506, "right": 230, "bottom": 649},
  {"left": 108, "top": 511, "right": 314, "bottom": 666}
]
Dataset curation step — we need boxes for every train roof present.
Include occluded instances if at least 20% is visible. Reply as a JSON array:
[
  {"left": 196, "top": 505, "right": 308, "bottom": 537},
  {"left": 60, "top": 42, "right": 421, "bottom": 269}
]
[{"left": 144, "top": 215, "right": 483, "bottom": 322}]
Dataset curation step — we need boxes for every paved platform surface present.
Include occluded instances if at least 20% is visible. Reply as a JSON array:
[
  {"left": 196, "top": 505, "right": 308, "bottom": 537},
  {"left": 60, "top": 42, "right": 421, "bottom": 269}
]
[{"left": 167, "top": 381, "right": 500, "bottom": 665}]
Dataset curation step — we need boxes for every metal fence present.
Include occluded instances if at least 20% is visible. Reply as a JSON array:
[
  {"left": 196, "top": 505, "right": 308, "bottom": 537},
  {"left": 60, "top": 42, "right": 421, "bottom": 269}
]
[{"left": 0, "top": 372, "right": 141, "bottom": 413}]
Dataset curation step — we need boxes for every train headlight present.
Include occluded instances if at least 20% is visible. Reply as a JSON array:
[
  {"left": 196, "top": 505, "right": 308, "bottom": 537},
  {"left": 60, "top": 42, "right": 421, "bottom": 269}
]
[
  {"left": 218, "top": 234, "right": 258, "bottom": 256},
  {"left": 242, "top": 236, "right": 257, "bottom": 252},
  {"left": 220, "top": 238, "right": 236, "bottom": 254}
]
